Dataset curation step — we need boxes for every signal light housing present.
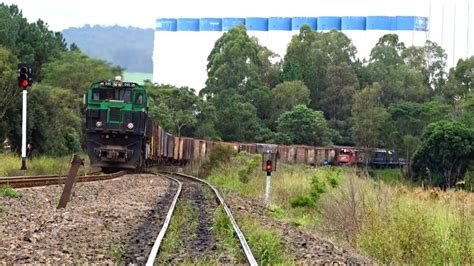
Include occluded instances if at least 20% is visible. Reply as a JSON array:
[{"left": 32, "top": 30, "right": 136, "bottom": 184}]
[{"left": 17, "top": 64, "right": 33, "bottom": 89}]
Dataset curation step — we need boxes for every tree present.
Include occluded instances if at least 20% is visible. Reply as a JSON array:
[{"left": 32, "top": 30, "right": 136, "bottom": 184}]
[
  {"left": 352, "top": 83, "right": 388, "bottom": 168},
  {"left": 402, "top": 40, "right": 447, "bottom": 92},
  {"left": 41, "top": 51, "right": 122, "bottom": 96},
  {"left": 0, "top": 46, "right": 18, "bottom": 120},
  {"left": 442, "top": 56, "right": 474, "bottom": 103},
  {"left": 202, "top": 25, "right": 262, "bottom": 96},
  {"left": 276, "top": 105, "right": 332, "bottom": 146},
  {"left": 412, "top": 120, "right": 474, "bottom": 188},
  {"left": 271, "top": 80, "right": 310, "bottom": 120},
  {"left": 212, "top": 90, "right": 265, "bottom": 142},
  {"left": 365, "top": 34, "right": 430, "bottom": 106},
  {"left": 146, "top": 84, "right": 201, "bottom": 136},
  {"left": 283, "top": 27, "right": 357, "bottom": 110}
]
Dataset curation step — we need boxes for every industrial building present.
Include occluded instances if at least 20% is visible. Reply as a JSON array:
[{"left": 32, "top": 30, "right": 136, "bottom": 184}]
[{"left": 153, "top": 0, "right": 473, "bottom": 92}]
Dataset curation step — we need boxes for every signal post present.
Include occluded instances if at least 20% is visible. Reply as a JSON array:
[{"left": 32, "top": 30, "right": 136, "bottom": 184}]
[
  {"left": 258, "top": 144, "right": 278, "bottom": 205},
  {"left": 17, "top": 64, "right": 33, "bottom": 170}
]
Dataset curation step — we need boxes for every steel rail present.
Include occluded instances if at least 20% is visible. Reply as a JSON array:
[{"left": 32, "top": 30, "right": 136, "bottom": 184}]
[
  {"left": 145, "top": 174, "right": 182, "bottom": 266},
  {"left": 158, "top": 172, "right": 257, "bottom": 266},
  {"left": 0, "top": 171, "right": 127, "bottom": 188}
]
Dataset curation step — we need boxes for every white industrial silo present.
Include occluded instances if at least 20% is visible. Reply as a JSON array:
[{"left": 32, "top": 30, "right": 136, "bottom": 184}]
[
  {"left": 341, "top": 16, "right": 369, "bottom": 60},
  {"left": 245, "top": 17, "right": 269, "bottom": 50},
  {"left": 153, "top": 18, "right": 178, "bottom": 85},
  {"left": 197, "top": 18, "right": 223, "bottom": 92},
  {"left": 267, "top": 17, "right": 293, "bottom": 59}
]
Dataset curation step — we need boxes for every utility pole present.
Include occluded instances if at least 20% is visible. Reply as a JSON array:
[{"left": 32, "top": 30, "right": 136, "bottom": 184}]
[{"left": 17, "top": 64, "right": 33, "bottom": 170}]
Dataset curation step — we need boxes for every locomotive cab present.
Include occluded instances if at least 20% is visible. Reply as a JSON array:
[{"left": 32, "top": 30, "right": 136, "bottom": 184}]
[{"left": 84, "top": 78, "right": 150, "bottom": 170}]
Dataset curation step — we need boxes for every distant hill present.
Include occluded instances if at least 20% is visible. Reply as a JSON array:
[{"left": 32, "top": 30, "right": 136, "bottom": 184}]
[{"left": 62, "top": 25, "right": 154, "bottom": 73}]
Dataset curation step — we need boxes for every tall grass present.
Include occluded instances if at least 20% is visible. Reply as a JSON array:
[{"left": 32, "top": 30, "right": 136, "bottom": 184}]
[
  {"left": 319, "top": 176, "right": 474, "bottom": 264},
  {"left": 206, "top": 151, "right": 474, "bottom": 264},
  {"left": 0, "top": 154, "right": 90, "bottom": 176}
]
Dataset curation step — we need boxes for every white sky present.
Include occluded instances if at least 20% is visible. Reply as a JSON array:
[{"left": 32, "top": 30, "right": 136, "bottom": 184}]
[{"left": 1, "top": 0, "right": 441, "bottom": 31}]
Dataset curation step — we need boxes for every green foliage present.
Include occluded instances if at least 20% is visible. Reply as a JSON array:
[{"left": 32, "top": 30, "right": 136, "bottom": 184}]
[
  {"left": 41, "top": 51, "right": 122, "bottom": 95},
  {"left": 291, "top": 168, "right": 342, "bottom": 207},
  {"left": 0, "top": 185, "right": 20, "bottom": 198},
  {"left": 284, "top": 27, "right": 357, "bottom": 110},
  {"left": 270, "top": 80, "right": 310, "bottom": 121},
  {"left": 199, "top": 144, "right": 237, "bottom": 178},
  {"left": 276, "top": 105, "right": 332, "bottom": 146},
  {"left": 352, "top": 83, "right": 388, "bottom": 150},
  {"left": 239, "top": 214, "right": 294, "bottom": 265},
  {"left": 106, "top": 243, "right": 126, "bottom": 262},
  {"left": 0, "top": 45, "right": 18, "bottom": 121},
  {"left": 443, "top": 56, "right": 474, "bottom": 103},
  {"left": 319, "top": 176, "right": 474, "bottom": 264},
  {"left": 0, "top": 204, "right": 6, "bottom": 214},
  {"left": 268, "top": 204, "right": 287, "bottom": 219},
  {"left": 402, "top": 40, "right": 447, "bottom": 92},
  {"left": 366, "top": 34, "right": 431, "bottom": 105},
  {"left": 203, "top": 25, "right": 263, "bottom": 95},
  {"left": 237, "top": 154, "right": 259, "bottom": 183},
  {"left": 412, "top": 120, "right": 474, "bottom": 187},
  {"left": 212, "top": 206, "right": 245, "bottom": 262},
  {"left": 26, "top": 85, "right": 82, "bottom": 155},
  {"left": 212, "top": 90, "right": 266, "bottom": 142}
]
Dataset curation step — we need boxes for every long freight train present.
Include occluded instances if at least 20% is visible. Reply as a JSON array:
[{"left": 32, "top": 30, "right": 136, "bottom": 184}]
[{"left": 84, "top": 78, "right": 404, "bottom": 171}]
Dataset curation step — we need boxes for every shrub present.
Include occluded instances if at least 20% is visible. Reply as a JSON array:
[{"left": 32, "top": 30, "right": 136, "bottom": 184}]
[{"left": 199, "top": 144, "right": 237, "bottom": 178}]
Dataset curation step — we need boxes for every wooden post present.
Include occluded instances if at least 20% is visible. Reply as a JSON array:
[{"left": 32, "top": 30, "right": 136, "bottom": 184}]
[{"left": 57, "top": 154, "right": 83, "bottom": 209}]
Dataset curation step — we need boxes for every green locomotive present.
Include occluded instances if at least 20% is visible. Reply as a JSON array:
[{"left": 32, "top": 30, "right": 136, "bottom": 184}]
[{"left": 84, "top": 77, "right": 151, "bottom": 171}]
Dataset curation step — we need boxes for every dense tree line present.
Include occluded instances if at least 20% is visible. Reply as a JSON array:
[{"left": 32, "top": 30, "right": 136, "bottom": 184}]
[
  {"left": 0, "top": 4, "right": 472, "bottom": 187},
  {"left": 0, "top": 3, "right": 122, "bottom": 156}
]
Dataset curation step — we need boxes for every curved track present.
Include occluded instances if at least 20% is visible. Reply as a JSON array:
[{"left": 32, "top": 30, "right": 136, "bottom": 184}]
[{"left": 146, "top": 172, "right": 257, "bottom": 266}]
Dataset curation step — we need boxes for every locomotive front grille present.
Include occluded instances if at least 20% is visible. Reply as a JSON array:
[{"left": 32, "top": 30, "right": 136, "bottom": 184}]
[{"left": 108, "top": 107, "right": 122, "bottom": 123}]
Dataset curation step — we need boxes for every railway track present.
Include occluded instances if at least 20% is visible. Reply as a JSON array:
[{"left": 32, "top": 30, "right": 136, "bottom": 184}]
[
  {"left": 0, "top": 171, "right": 127, "bottom": 188},
  {"left": 141, "top": 172, "right": 257, "bottom": 265}
]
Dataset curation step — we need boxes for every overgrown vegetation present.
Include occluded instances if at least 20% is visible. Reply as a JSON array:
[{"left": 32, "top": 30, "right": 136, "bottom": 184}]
[
  {"left": 205, "top": 150, "right": 474, "bottom": 264},
  {"left": 155, "top": 200, "right": 198, "bottom": 264},
  {"left": 238, "top": 214, "right": 295, "bottom": 265},
  {"left": 212, "top": 206, "right": 245, "bottom": 263},
  {"left": 0, "top": 185, "right": 20, "bottom": 198},
  {"left": 0, "top": 154, "right": 90, "bottom": 177},
  {"left": 319, "top": 176, "right": 474, "bottom": 264}
]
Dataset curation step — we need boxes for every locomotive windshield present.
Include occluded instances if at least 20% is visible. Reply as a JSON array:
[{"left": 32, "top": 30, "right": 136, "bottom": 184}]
[{"left": 91, "top": 88, "right": 132, "bottom": 102}]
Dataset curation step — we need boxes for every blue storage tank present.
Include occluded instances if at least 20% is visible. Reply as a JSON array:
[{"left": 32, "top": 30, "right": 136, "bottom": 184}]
[
  {"left": 366, "top": 16, "right": 396, "bottom": 30},
  {"left": 177, "top": 18, "right": 199, "bottom": 31},
  {"left": 222, "top": 18, "right": 245, "bottom": 31},
  {"left": 268, "top": 17, "right": 292, "bottom": 31},
  {"left": 291, "top": 17, "right": 317, "bottom": 31},
  {"left": 341, "top": 16, "right": 366, "bottom": 30},
  {"left": 245, "top": 17, "right": 268, "bottom": 31},
  {"left": 199, "top": 18, "right": 222, "bottom": 31},
  {"left": 156, "top": 18, "right": 177, "bottom": 31},
  {"left": 317, "top": 16, "right": 341, "bottom": 30}
]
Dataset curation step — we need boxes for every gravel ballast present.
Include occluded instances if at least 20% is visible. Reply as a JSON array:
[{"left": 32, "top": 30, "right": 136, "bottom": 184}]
[{"left": 0, "top": 174, "right": 172, "bottom": 264}]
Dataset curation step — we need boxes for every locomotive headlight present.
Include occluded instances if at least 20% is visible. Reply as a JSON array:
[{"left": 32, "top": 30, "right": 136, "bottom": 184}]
[
  {"left": 96, "top": 121, "right": 103, "bottom": 128},
  {"left": 127, "top": 123, "right": 134, "bottom": 129}
]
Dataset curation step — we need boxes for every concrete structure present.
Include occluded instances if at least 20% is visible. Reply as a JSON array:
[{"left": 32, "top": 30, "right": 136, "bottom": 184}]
[{"left": 153, "top": 0, "right": 473, "bottom": 92}]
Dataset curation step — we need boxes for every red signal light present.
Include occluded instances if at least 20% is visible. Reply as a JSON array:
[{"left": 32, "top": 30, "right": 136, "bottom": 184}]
[
  {"left": 20, "top": 79, "right": 29, "bottom": 88},
  {"left": 265, "top": 160, "right": 273, "bottom": 171}
]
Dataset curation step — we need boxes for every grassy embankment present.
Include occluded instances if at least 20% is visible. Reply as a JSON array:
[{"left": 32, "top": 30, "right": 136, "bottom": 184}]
[
  {"left": 202, "top": 147, "right": 474, "bottom": 264},
  {"left": 0, "top": 154, "right": 91, "bottom": 177}
]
